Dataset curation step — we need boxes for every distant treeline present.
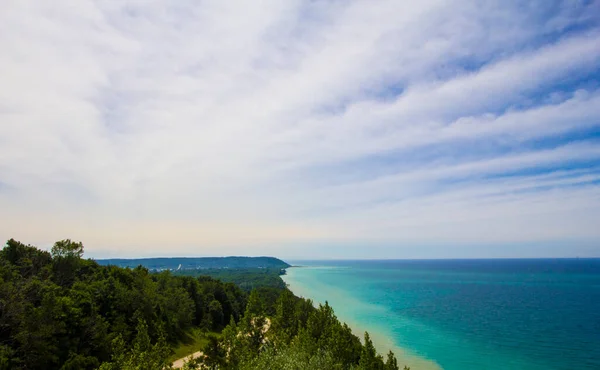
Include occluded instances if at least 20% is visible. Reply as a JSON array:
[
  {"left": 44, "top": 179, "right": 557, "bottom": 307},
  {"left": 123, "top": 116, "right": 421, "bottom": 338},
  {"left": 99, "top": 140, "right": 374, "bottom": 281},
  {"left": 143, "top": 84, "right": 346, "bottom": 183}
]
[
  {"left": 97, "top": 256, "right": 289, "bottom": 291},
  {"left": 174, "top": 267, "right": 287, "bottom": 291},
  {"left": 0, "top": 239, "right": 405, "bottom": 370},
  {"left": 96, "top": 256, "right": 290, "bottom": 270}
]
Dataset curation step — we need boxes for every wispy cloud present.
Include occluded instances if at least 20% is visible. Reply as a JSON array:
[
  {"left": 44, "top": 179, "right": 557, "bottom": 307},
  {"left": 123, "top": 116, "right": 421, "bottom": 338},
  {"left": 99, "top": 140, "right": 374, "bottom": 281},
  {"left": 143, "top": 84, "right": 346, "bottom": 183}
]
[{"left": 1, "top": 0, "right": 599, "bottom": 257}]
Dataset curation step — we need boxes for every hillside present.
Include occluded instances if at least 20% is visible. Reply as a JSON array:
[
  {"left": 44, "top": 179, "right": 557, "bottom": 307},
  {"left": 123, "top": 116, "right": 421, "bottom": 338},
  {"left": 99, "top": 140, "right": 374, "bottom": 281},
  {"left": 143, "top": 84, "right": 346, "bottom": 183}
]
[
  {"left": 1, "top": 239, "right": 403, "bottom": 370},
  {"left": 96, "top": 256, "right": 290, "bottom": 270}
]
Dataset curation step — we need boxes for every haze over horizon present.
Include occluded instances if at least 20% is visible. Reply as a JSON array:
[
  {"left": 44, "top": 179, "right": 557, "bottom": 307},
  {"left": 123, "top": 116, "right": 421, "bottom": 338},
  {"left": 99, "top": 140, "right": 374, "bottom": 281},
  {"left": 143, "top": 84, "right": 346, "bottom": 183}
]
[{"left": 1, "top": 1, "right": 600, "bottom": 259}]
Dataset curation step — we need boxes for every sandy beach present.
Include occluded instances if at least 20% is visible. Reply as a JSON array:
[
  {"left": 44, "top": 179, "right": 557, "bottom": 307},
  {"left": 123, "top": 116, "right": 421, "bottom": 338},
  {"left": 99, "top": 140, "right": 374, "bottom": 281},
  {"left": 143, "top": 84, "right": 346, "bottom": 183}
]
[{"left": 282, "top": 267, "right": 441, "bottom": 370}]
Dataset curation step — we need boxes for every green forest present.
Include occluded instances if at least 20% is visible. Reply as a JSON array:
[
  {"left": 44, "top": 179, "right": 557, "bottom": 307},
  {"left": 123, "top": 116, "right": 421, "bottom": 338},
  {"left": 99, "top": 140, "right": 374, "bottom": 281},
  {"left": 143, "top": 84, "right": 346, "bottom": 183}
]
[
  {"left": 96, "top": 257, "right": 290, "bottom": 270},
  {"left": 0, "top": 239, "right": 406, "bottom": 369},
  {"left": 173, "top": 267, "right": 288, "bottom": 291}
]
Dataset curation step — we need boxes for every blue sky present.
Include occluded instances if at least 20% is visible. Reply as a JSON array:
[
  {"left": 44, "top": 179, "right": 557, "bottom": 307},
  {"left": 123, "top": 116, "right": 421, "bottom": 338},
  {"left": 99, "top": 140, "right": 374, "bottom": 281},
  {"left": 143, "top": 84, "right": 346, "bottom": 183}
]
[{"left": 0, "top": 0, "right": 599, "bottom": 258}]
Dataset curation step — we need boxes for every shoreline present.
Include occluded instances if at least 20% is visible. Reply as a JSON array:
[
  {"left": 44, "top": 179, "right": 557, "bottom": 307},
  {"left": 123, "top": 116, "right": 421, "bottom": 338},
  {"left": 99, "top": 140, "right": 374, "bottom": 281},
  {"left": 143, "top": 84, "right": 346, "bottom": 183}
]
[{"left": 281, "top": 266, "right": 441, "bottom": 370}]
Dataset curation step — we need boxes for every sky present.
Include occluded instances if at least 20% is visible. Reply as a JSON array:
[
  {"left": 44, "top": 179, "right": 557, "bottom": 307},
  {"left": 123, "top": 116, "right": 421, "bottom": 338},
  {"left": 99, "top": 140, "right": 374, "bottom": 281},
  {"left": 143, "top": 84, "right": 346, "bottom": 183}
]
[{"left": 1, "top": 0, "right": 600, "bottom": 259}]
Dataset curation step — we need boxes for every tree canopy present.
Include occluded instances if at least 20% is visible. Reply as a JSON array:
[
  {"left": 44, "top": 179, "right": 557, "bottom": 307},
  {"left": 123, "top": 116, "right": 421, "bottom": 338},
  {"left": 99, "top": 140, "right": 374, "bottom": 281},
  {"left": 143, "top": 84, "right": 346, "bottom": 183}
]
[
  {"left": 0, "top": 239, "right": 246, "bottom": 369},
  {"left": 0, "top": 239, "right": 405, "bottom": 370}
]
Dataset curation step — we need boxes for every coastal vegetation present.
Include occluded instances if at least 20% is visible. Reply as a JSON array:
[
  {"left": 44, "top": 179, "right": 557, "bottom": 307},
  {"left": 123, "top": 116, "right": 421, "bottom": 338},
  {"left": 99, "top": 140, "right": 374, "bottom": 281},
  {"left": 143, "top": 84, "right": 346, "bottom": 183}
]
[
  {"left": 174, "top": 268, "right": 288, "bottom": 291},
  {"left": 0, "top": 239, "right": 405, "bottom": 369},
  {"left": 99, "top": 257, "right": 289, "bottom": 290},
  {"left": 97, "top": 256, "right": 290, "bottom": 270}
]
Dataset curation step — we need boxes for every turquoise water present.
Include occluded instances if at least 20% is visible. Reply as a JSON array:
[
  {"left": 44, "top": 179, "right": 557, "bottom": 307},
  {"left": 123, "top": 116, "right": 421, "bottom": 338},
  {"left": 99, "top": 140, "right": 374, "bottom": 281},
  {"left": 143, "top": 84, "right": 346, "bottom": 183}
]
[{"left": 282, "top": 259, "right": 600, "bottom": 370}]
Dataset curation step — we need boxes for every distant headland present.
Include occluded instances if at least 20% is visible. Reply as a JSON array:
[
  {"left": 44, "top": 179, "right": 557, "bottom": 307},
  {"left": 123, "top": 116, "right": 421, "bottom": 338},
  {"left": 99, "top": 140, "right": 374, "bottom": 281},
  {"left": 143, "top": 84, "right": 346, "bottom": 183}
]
[{"left": 96, "top": 256, "right": 290, "bottom": 271}]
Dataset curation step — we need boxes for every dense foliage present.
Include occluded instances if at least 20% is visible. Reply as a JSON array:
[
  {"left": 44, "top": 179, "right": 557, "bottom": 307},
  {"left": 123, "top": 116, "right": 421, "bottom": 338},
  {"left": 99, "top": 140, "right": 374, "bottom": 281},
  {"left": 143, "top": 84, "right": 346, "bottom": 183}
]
[
  {"left": 184, "top": 288, "right": 406, "bottom": 370},
  {"left": 0, "top": 239, "right": 406, "bottom": 369},
  {"left": 175, "top": 268, "right": 287, "bottom": 291},
  {"left": 0, "top": 239, "right": 246, "bottom": 369}
]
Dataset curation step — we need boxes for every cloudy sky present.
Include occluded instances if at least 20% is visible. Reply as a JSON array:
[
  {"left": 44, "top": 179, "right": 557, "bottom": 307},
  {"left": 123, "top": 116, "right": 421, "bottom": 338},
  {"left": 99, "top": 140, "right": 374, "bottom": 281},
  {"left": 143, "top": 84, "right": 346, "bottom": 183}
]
[{"left": 1, "top": 1, "right": 599, "bottom": 258}]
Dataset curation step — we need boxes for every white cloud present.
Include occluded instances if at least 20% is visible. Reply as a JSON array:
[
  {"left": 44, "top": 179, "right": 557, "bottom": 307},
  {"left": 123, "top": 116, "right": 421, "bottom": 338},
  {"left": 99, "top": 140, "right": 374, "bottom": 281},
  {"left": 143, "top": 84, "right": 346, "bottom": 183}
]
[{"left": 0, "top": 0, "right": 599, "bottom": 257}]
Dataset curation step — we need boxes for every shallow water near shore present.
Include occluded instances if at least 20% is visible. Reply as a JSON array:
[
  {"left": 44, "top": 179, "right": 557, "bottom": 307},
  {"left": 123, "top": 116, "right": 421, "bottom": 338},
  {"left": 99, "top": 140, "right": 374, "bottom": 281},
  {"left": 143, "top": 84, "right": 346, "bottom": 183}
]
[
  {"left": 282, "top": 259, "right": 600, "bottom": 370},
  {"left": 283, "top": 266, "right": 441, "bottom": 370}
]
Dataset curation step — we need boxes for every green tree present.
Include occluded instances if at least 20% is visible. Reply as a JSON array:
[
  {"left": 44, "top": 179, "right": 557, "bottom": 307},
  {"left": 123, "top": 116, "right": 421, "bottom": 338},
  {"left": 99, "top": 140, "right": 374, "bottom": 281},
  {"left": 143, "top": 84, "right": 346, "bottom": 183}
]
[
  {"left": 385, "top": 350, "right": 400, "bottom": 370},
  {"left": 51, "top": 240, "right": 84, "bottom": 287},
  {"left": 202, "top": 335, "right": 225, "bottom": 370},
  {"left": 359, "top": 332, "right": 385, "bottom": 370},
  {"left": 271, "top": 289, "right": 297, "bottom": 345},
  {"left": 208, "top": 300, "right": 224, "bottom": 329},
  {"left": 220, "top": 317, "right": 242, "bottom": 368},
  {"left": 51, "top": 239, "right": 84, "bottom": 259},
  {"left": 243, "top": 290, "right": 265, "bottom": 326},
  {"left": 98, "top": 319, "right": 172, "bottom": 370}
]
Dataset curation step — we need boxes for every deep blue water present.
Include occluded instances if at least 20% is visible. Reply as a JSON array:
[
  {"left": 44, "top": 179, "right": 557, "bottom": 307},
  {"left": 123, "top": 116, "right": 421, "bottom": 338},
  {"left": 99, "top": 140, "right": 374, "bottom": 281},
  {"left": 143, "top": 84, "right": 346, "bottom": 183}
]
[{"left": 282, "top": 259, "right": 600, "bottom": 370}]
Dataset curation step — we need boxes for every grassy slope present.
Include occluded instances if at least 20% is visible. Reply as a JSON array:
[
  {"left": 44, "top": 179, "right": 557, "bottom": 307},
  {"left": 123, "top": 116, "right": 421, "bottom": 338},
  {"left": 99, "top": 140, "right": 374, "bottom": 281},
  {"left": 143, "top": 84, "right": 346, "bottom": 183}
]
[{"left": 168, "top": 328, "right": 221, "bottom": 362}]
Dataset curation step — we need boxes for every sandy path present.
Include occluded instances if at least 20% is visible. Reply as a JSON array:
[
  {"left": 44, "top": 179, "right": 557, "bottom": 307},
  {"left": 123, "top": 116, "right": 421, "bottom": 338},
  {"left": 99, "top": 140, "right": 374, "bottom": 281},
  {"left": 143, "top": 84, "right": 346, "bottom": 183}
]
[
  {"left": 172, "top": 318, "right": 269, "bottom": 368},
  {"left": 172, "top": 351, "right": 203, "bottom": 369}
]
